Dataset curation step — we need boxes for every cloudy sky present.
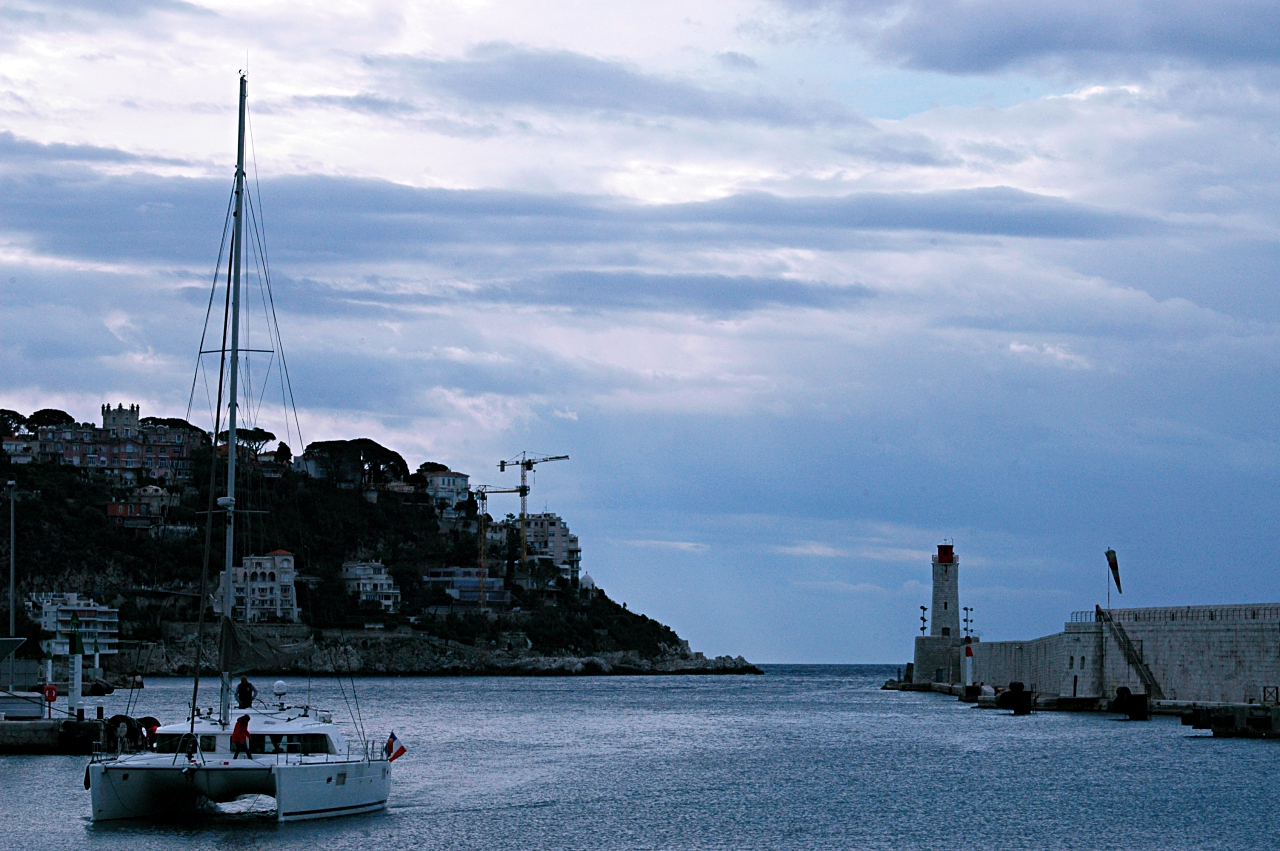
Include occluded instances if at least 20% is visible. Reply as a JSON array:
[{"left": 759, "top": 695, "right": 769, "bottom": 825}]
[{"left": 3, "top": 0, "right": 1279, "bottom": 662}]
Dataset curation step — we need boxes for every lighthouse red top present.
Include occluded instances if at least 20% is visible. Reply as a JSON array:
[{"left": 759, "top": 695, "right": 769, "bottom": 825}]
[{"left": 936, "top": 544, "right": 954, "bottom": 564}]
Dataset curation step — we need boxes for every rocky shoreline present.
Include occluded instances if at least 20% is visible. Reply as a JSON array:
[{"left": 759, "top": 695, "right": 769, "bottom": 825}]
[{"left": 108, "top": 629, "right": 762, "bottom": 678}]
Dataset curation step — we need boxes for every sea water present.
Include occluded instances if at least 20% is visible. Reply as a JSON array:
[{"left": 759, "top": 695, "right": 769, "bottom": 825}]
[{"left": 3, "top": 666, "right": 1278, "bottom": 850}]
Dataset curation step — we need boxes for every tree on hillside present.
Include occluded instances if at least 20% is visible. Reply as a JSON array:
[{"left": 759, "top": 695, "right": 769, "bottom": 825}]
[
  {"left": 28, "top": 408, "right": 75, "bottom": 428},
  {"left": 417, "top": 461, "right": 449, "bottom": 474},
  {"left": 0, "top": 409, "right": 26, "bottom": 436},
  {"left": 304, "top": 438, "right": 408, "bottom": 486},
  {"left": 141, "top": 416, "right": 208, "bottom": 435},
  {"left": 274, "top": 442, "right": 292, "bottom": 465},
  {"left": 218, "top": 426, "right": 276, "bottom": 457}
]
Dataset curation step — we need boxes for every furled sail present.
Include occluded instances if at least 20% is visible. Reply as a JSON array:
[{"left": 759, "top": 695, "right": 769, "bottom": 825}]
[{"left": 218, "top": 617, "right": 313, "bottom": 675}]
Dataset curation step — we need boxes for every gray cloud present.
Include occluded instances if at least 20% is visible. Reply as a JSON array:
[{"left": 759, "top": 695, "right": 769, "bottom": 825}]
[
  {"left": 0, "top": 153, "right": 1143, "bottom": 274},
  {"left": 246, "top": 269, "right": 869, "bottom": 322},
  {"left": 0, "top": 131, "right": 186, "bottom": 166},
  {"left": 779, "top": 1, "right": 1280, "bottom": 73},
  {"left": 0, "top": 0, "right": 207, "bottom": 31},
  {"left": 370, "top": 43, "right": 854, "bottom": 126},
  {"left": 716, "top": 51, "right": 760, "bottom": 70}
]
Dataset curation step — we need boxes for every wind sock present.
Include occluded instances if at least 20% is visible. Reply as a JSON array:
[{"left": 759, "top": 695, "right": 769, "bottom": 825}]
[
  {"left": 1106, "top": 548, "right": 1122, "bottom": 594},
  {"left": 385, "top": 731, "right": 406, "bottom": 762}
]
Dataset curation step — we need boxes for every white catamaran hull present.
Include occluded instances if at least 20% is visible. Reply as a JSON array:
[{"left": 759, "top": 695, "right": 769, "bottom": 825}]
[{"left": 88, "top": 758, "right": 390, "bottom": 822}]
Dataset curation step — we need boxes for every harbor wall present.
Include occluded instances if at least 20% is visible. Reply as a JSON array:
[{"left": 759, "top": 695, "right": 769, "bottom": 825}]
[
  {"left": 972, "top": 622, "right": 1102, "bottom": 697},
  {"left": 972, "top": 604, "right": 1280, "bottom": 703}
]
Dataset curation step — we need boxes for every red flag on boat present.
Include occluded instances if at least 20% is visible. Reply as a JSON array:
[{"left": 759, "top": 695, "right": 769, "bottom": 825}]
[{"left": 385, "top": 731, "right": 406, "bottom": 762}]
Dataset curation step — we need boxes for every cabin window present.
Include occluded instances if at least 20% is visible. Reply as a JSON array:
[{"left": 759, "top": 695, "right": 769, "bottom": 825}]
[
  {"left": 943, "top": 602, "right": 947, "bottom": 610},
  {"left": 941, "top": 627, "right": 950, "bottom": 636},
  {"left": 1069, "top": 656, "right": 1074, "bottom": 669},
  {"left": 154, "top": 733, "right": 217, "bottom": 753},
  {"left": 1080, "top": 656, "right": 1086, "bottom": 667},
  {"left": 248, "top": 733, "right": 334, "bottom": 755}
]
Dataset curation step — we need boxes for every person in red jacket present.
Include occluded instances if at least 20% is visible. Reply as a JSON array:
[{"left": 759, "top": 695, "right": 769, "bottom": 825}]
[{"left": 231, "top": 715, "right": 252, "bottom": 759}]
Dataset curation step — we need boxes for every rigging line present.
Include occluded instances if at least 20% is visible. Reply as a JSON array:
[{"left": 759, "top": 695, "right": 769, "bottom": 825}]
[
  {"left": 247, "top": 102, "right": 307, "bottom": 560},
  {"left": 185, "top": 182, "right": 237, "bottom": 423},
  {"left": 189, "top": 220, "right": 236, "bottom": 738},
  {"left": 245, "top": 110, "right": 303, "bottom": 454},
  {"left": 329, "top": 647, "right": 361, "bottom": 747},
  {"left": 245, "top": 191, "right": 278, "bottom": 426},
  {"left": 348, "top": 663, "right": 367, "bottom": 748}
]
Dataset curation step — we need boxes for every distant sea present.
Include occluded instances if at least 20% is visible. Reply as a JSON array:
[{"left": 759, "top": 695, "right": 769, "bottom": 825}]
[{"left": 3, "top": 666, "right": 1276, "bottom": 850}]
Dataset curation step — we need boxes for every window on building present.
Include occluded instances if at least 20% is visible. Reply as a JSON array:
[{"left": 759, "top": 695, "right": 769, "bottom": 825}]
[{"left": 1069, "top": 656, "right": 1074, "bottom": 669}]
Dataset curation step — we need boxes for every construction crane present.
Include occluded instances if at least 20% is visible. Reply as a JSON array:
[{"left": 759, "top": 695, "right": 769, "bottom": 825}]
[
  {"left": 472, "top": 485, "right": 522, "bottom": 612},
  {"left": 498, "top": 452, "right": 569, "bottom": 569}
]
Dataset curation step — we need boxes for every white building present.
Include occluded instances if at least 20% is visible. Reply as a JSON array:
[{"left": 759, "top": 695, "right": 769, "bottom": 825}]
[
  {"left": 525, "top": 512, "right": 581, "bottom": 583},
  {"left": 340, "top": 561, "right": 401, "bottom": 612},
  {"left": 424, "top": 470, "right": 470, "bottom": 507},
  {"left": 2, "top": 436, "right": 36, "bottom": 464},
  {"left": 132, "top": 485, "right": 175, "bottom": 517},
  {"left": 32, "top": 593, "right": 119, "bottom": 660},
  {"left": 215, "top": 550, "right": 301, "bottom": 623}
]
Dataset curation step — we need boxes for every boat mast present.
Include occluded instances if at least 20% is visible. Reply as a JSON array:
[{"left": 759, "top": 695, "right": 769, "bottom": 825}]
[{"left": 218, "top": 73, "right": 248, "bottom": 728}]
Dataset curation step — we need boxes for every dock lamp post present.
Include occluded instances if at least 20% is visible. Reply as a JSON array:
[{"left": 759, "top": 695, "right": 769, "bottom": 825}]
[
  {"left": 6, "top": 480, "right": 14, "bottom": 692},
  {"left": 963, "top": 606, "right": 973, "bottom": 637},
  {"left": 919, "top": 605, "right": 928, "bottom": 635},
  {"left": 7, "top": 481, "right": 14, "bottom": 638}
]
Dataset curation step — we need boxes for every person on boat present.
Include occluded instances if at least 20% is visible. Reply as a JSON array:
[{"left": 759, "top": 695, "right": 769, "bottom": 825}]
[
  {"left": 236, "top": 675, "right": 258, "bottom": 709},
  {"left": 231, "top": 715, "right": 252, "bottom": 759}
]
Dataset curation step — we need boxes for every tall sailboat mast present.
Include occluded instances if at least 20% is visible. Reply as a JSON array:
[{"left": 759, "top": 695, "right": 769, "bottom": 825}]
[{"left": 218, "top": 73, "right": 248, "bottom": 728}]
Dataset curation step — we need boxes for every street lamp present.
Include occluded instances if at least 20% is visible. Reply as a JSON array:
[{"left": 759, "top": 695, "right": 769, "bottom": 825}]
[
  {"left": 962, "top": 606, "right": 973, "bottom": 637},
  {"left": 919, "top": 605, "right": 928, "bottom": 635},
  {"left": 7, "top": 480, "right": 14, "bottom": 640},
  {"left": 6, "top": 480, "right": 14, "bottom": 692}
]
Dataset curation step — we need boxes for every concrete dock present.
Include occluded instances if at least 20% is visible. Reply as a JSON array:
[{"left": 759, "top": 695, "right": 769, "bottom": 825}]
[{"left": 0, "top": 719, "right": 105, "bottom": 755}]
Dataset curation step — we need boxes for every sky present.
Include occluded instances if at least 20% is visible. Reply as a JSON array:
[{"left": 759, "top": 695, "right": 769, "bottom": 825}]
[{"left": 2, "top": 1, "right": 1279, "bottom": 662}]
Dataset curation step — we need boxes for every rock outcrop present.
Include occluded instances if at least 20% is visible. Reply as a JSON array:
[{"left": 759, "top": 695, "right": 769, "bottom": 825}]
[{"left": 109, "top": 630, "right": 762, "bottom": 677}]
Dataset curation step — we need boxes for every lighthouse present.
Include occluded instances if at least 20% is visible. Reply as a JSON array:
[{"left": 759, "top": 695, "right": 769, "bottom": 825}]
[{"left": 912, "top": 542, "right": 966, "bottom": 684}]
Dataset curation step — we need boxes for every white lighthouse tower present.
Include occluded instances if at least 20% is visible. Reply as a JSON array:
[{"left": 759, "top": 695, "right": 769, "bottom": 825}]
[{"left": 913, "top": 542, "right": 964, "bottom": 684}]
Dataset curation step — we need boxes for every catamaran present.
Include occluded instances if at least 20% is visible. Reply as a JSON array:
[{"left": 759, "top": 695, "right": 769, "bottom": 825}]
[{"left": 86, "top": 74, "right": 395, "bottom": 822}]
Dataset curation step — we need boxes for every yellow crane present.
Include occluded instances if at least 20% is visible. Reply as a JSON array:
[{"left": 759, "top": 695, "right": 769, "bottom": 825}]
[
  {"left": 472, "top": 485, "right": 522, "bottom": 612},
  {"left": 498, "top": 452, "right": 569, "bottom": 571}
]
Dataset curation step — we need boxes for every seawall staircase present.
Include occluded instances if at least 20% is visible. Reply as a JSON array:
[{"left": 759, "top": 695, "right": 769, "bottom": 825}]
[{"left": 1096, "top": 605, "right": 1165, "bottom": 700}]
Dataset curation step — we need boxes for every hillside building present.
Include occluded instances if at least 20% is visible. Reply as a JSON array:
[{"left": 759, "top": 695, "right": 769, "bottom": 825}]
[
  {"left": 340, "top": 561, "right": 401, "bottom": 612},
  {"left": 423, "top": 566, "right": 511, "bottom": 610},
  {"left": 214, "top": 551, "right": 301, "bottom": 623},
  {"left": 32, "top": 592, "right": 119, "bottom": 662},
  {"left": 524, "top": 512, "right": 581, "bottom": 583},
  {"left": 34, "top": 403, "right": 201, "bottom": 484},
  {"left": 424, "top": 470, "right": 470, "bottom": 507}
]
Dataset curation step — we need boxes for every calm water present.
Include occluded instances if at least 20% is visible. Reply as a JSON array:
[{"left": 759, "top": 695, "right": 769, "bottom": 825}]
[{"left": 3, "top": 666, "right": 1278, "bottom": 850}]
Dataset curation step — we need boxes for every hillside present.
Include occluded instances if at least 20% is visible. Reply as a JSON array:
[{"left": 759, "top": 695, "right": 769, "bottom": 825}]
[{"left": 0, "top": 451, "right": 746, "bottom": 670}]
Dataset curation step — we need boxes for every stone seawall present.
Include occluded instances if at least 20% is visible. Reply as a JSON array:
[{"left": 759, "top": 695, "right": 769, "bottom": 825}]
[{"left": 109, "top": 631, "right": 761, "bottom": 677}]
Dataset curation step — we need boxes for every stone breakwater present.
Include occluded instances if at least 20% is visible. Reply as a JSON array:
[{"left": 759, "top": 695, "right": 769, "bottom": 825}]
[{"left": 109, "top": 630, "right": 762, "bottom": 677}]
